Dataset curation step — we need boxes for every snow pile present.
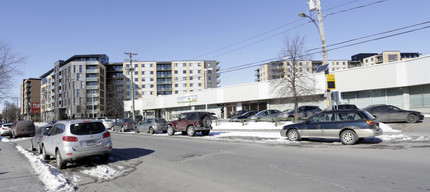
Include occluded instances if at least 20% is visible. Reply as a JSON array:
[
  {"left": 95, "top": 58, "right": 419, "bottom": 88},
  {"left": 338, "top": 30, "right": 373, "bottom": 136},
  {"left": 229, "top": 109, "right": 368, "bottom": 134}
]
[
  {"left": 80, "top": 164, "right": 124, "bottom": 181},
  {"left": 16, "top": 146, "right": 74, "bottom": 192},
  {"left": 0, "top": 136, "right": 31, "bottom": 142},
  {"left": 0, "top": 136, "right": 10, "bottom": 142},
  {"left": 213, "top": 121, "right": 293, "bottom": 130},
  {"left": 379, "top": 123, "right": 401, "bottom": 133}
]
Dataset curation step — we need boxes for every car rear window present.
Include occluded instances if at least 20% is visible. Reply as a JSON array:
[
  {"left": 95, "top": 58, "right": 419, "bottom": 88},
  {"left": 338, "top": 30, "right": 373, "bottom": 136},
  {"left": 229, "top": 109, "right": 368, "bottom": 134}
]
[
  {"left": 70, "top": 122, "right": 106, "bottom": 135},
  {"left": 3, "top": 124, "right": 12, "bottom": 128},
  {"left": 361, "top": 110, "right": 376, "bottom": 120},
  {"left": 155, "top": 119, "right": 167, "bottom": 123},
  {"left": 339, "top": 112, "right": 363, "bottom": 120}
]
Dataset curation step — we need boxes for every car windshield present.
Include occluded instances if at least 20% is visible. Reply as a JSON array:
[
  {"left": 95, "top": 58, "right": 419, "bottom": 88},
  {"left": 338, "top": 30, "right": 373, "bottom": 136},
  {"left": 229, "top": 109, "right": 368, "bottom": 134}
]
[
  {"left": 70, "top": 122, "right": 106, "bottom": 135},
  {"left": 104, "top": 119, "right": 114, "bottom": 122}
]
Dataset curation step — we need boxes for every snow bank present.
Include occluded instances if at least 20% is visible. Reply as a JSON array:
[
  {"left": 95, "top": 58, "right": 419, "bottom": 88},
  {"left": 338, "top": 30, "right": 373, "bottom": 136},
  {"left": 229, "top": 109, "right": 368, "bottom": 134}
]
[
  {"left": 213, "top": 121, "right": 293, "bottom": 130},
  {"left": 16, "top": 146, "right": 74, "bottom": 192}
]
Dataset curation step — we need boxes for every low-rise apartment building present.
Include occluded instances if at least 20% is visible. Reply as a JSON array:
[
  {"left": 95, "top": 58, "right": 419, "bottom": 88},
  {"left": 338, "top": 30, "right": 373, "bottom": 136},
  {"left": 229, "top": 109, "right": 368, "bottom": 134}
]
[{"left": 20, "top": 78, "right": 41, "bottom": 121}]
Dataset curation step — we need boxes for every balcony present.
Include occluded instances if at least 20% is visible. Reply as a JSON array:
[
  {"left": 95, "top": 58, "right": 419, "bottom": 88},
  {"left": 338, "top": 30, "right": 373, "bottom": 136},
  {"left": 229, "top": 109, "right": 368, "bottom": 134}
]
[
  {"left": 86, "top": 109, "right": 100, "bottom": 114},
  {"left": 86, "top": 69, "right": 99, "bottom": 73},
  {"left": 157, "top": 88, "right": 172, "bottom": 91},
  {"left": 86, "top": 101, "right": 99, "bottom": 106},
  {"left": 86, "top": 85, "right": 99, "bottom": 89},
  {"left": 86, "top": 77, "right": 98, "bottom": 81},
  {"left": 157, "top": 80, "right": 172, "bottom": 84},
  {"left": 157, "top": 73, "right": 172, "bottom": 78},
  {"left": 87, "top": 93, "right": 99, "bottom": 97},
  {"left": 156, "top": 66, "right": 172, "bottom": 71},
  {"left": 86, "top": 61, "right": 99, "bottom": 65}
]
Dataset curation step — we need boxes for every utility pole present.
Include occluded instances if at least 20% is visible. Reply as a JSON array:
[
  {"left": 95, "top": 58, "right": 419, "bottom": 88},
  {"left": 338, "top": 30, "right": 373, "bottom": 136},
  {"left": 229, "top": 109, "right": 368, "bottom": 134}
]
[
  {"left": 299, "top": 0, "right": 332, "bottom": 110},
  {"left": 124, "top": 52, "right": 138, "bottom": 122}
]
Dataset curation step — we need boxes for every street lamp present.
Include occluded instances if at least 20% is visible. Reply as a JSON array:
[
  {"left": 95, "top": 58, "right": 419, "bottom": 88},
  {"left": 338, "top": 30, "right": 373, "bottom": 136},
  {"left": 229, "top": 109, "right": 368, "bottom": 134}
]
[{"left": 298, "top": 0, "right": 332, "bottom": 110}]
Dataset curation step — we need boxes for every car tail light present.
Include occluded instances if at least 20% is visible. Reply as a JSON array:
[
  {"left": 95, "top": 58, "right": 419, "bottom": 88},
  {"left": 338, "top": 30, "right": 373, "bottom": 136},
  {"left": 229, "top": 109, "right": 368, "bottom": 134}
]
[
  {"left": 155, "top": 123, "right": 159, "bottom": 127},
  {"left": 366, "top": 120, "right": 376, "bottom": 126},
  {"left": 62, "top": 136, "right": 78, "bottom": 142},
  {"left": 103, "top": 131, "right": 111, "bottom": 138},
  {"left": 1, "top": 128, "right": 5, "bottom": 130},
  {"left": 126, "top": 122, "right": 130, "bottom": 126},
  {"left": 41, "top": 136, "right": 44, "bottom": 140}
]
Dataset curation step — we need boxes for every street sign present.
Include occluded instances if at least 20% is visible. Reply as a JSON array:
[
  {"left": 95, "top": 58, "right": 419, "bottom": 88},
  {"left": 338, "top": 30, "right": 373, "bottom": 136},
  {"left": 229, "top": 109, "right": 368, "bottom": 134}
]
[{"left": 326, "top": 74, "right": 335, "bottom": 90}]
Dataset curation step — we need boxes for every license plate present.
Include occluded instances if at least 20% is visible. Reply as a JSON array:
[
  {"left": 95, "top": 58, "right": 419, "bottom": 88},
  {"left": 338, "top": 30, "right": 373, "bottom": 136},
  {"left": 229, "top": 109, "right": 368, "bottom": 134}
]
[{"left": 86, "top": 140, "right": 96, "bottom": 146}]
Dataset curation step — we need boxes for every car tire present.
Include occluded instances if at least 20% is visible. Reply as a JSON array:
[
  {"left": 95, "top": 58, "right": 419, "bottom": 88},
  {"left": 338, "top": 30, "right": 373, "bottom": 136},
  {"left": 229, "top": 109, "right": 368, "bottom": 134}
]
[
  {"left": 187, "top": 125, "right": 196, "bottom": 136},
  {"left": 340, "top": 130, "right": 358, "bottom": 145},
  {"left": 287, "top": 129, "right": 300, "bottom": 141},
  {"left": 42, "top": 145, "right": 50, "bottom": 160},
  {"left": 202, "top": 130, "right": 210, "bottom": 136},
  {"left": 38, "top": 143, "right": 43, "bottom": 154},
  {"left": 202, "top": 116, "right": 212, "bottom": 128},
  {"left": 167, "top": 125, "right": 175, "bottom": 136},
  {"left": 149, "top": 127, "right": 154, "bottom": 134},
  {"left": 407, "top": 114, "right": 418, "bottom": 123},
  {"left": 31, "top": 142, "right": 36, "bottom": 151},
  {"left": 135, "top": 127, "right": 139, "bottom": 133},
  {"left": 56, "top": 150, "right": 67, "bottom": 169}
]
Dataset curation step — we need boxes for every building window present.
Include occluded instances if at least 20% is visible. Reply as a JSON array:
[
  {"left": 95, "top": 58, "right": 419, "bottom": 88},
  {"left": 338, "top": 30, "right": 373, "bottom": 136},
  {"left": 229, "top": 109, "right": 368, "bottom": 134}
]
[
  {"left": 135, "top": 71, "right": 138, "bottom": 75},
  {"left": 182, "top": 63, "right": 186, "bottom": 67},
  {"left": 198, "top": 83, "right": 201, "bottom": 87},
  {"left": 190, "top": 70, "right": 193, "bottom": 74},
  {"left": 150, "top": 78, "right": 153, "bottom": 81},
  {"left": 150, "top": 71, "right": 153, "bottom": 75},
  {"left": 183, "top": 77, "right": 186, "bottom": 80},
  {"left": 150, "top": 64, "right": 153, "bottom": 67},
  {"left": 175, "top": 84, "right": 178, "bottom": 87},
  {"left": 190, "top": 83, "right": 193, "bottom": 87},
  {"left": 175, "top": 70, "right": 178, "bottom": 74},
  {"left": 190, "top": 77, "right": 193, "bottom": 80},
  {"left": 141, "top": 64, "right": 145, "bottom": 68},
  {"left": 183, "top": 83, "right": 186, "bottom": 87},
  {"left": 183, "top": 70, "right": 186, "bottom": 74},
  {"left": 198, "top": 70, "right": 201, "bottom": 74}
]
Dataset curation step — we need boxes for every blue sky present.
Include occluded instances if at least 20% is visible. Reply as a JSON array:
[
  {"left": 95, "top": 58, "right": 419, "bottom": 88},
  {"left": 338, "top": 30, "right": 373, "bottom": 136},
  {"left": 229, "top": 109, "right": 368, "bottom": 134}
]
[{"left": 1, "top": 0, "right": 430, "bottom": 103}]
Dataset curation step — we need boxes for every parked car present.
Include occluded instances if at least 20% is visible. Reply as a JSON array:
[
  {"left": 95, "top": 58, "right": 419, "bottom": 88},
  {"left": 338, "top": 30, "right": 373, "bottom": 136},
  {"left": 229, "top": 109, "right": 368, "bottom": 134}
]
[
  {"left": 99, "top": 119, "right": 114, "bottom": 130},
  {"left": 41, "top": 120, "right": 112, "bottom": 169},
  {"left": 363, "top": 104, "right": 424, "bottom": 123},
  {"left": 280, "top": 109, "right": 382, "bottom": 145},
  {"left": 0, "top": 123, "right": 13, "bottom": 136},
  {"left": 332, "top": 104, "right": 359, "bottom": 110},
  {"left": 135, "top": 118, "right": 168, "bottom": 134},
  {"left": 231, "top": 111, "right": 258, "bottom": 121},
  {"left": 231, "top": 110, "right": 247, "bottom": 118},
  {"left": 10, "top": 120, "right": 36, "bottom": 138},
  {"left": 286, "top": 105, "right": 322, "bottom": 119},
  {"left": 167, "top": 112, "right": 213, "bottom": 136},
  {"left": 249, "top": 110, "right": 283, "bottom": 121},
  {"left": 112, "top": 118, "right": 136, "bottom": 132},
  {"left": 31, "top": 124, "right": 53, "bottom": 153}
]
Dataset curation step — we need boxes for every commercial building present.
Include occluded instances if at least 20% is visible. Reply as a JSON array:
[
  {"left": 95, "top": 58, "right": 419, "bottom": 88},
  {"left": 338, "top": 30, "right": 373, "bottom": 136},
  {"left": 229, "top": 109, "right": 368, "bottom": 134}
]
[
  {"left": 125, "top": 54, "right": 430, "bottom": 120},
  {"left": 20, "top": 78, "right": 41, "bottom": 121}
]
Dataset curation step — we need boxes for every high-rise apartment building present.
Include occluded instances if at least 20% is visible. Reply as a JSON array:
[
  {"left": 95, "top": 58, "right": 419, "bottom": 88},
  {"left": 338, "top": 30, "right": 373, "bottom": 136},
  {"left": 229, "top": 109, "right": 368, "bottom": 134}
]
[
  {"left": 123, "top": 60, "right": 219, "bottom": 100},
  {"left": 40, "top": 54, "right": 108, "bottom": 120},
  {"left": 20, "top": 78, "right": 41, "bottom": 121},
  {"left": 256, "top": 51, "right": 420, "bottom": 82}
]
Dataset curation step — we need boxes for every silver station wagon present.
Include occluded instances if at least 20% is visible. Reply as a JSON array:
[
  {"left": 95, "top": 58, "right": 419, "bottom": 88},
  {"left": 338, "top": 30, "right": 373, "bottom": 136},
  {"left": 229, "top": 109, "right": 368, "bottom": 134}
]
[
  {"left": 41, "top": 120, "right": 113, "bottom": 169},
  {"left": 280, "top": 109, "right": 383, "bottom": 145}
]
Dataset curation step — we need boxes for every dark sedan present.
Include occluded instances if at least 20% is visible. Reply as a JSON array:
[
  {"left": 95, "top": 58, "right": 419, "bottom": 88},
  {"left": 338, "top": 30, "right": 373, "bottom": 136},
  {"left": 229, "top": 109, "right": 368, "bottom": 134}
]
[
  {"left": 231, "top": 111, "right": 258, "bottom": 121},
  {"left": 31, "top": 125, "right": 52, "bottom": 153},
  {"left": 363, "top": 104, "right": 424, "bottom": 123},
  {"left": 280, "top": 109, "right": 382, "bottom": 145}
]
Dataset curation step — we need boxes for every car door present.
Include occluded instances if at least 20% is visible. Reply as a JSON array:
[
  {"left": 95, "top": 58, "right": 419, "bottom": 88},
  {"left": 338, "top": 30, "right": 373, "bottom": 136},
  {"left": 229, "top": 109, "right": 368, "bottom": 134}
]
[
  {"left": 301, "top": 113, "right": 324, "bottom": 137},
  {"left": 45, "top": 124, "right": 65, "bottom": 155},
  {"left": 371, "top": 106, "right": 390, "bottom": 122},
  {"left": 177, "top": 114, "right": 189, "bottom": 131},
  {"left": 321, "top": 112, "right": 342, "bottom": 138},
  {"left": 387, "top": 105, "right": 406, "bottom": 121}
]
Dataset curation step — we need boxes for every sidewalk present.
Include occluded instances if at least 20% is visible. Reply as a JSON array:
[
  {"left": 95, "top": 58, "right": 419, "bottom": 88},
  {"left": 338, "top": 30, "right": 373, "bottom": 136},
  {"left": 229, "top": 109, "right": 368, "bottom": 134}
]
[{"left": 0, "top": 141, "right": 44, "bottom": 192}]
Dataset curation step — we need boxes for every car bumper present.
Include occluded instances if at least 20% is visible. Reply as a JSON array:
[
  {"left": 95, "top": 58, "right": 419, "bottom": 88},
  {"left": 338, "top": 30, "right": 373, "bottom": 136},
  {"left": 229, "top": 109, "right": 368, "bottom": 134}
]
[
  {"left": 355, "top": 128, "right": 383, "bottom": 138},
  {"left": 280, "top": 130, "right": 287, "bottom": 137},
  {"left": 419, "top": 115, "right": 424, "bottom": 121},
  {"left": 61, "top": 141, "right": 113, "bottom": 161},
  {"left": 154, "top": 126, "right": 168, "bottom": 132}
]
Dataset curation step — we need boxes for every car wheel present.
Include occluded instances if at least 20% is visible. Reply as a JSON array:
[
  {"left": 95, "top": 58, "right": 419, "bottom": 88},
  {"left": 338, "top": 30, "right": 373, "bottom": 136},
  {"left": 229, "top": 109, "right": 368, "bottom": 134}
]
[
  {"left": 167, "top": 125, "right": 175, "bottom": 136},
  {"left": 56, "top": 150, "right": 67, "bottom": 169},
  {"left": 340, "top": 130, "right": 358, "bottom": 145},
  {"left": 202, "top": 130, "right": 210, "bottom": 136},
  {"left": 202, "top": 116, "right": 212, "bottom": 127},
  {"left": 149, "top": 127, "right": 155, "bottom": 134},
  {"left": 31, "top": 141, "right": 36, "bottom": 151},
  {"left": 134, "top": 127, "right": 140, "bottom": 133},
  {"left": 38, "top": 143, "right": 43, "bottom": 154},
  {"left": 187, "top": 125, "right": 196, "bottom": 136},
  {"left": 287, "top": 129, "right": 300, "bottom": 141},
  {"left": 42, "top": 145, "right": 50, "bottom": 160},
  {"left": 407, "top": 114, "right": 418, "bottom": 123}
]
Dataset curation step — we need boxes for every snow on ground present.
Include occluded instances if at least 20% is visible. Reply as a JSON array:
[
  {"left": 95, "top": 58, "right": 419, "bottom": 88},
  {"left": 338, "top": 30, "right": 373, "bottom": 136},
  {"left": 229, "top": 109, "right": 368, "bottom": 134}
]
[{"left": 15, "top": 146, "right": 75, "bottom": 192}]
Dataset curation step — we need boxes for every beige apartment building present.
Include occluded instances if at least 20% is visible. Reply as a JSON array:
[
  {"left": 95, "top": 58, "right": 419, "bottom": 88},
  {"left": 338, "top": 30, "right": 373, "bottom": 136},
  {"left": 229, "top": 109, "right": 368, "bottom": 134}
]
[{"left": 20, "top": 78, "right": 41, "bottom": 121}]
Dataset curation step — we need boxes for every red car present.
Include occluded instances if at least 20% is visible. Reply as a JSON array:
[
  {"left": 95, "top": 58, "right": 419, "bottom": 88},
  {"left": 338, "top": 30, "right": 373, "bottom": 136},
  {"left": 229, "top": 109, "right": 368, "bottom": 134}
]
[{"left": 167, "top": 112, "right": 213, "bottom": 136}]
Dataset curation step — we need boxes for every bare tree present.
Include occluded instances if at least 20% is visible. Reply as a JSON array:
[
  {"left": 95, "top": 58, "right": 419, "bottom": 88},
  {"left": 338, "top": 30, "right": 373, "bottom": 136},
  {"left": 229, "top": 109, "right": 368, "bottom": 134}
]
[
  {"left": 106, "top": 76, "right": 124, "bottom": 119},
  {"left": 2, "top": 101, "right": 19, "bottom": 123},
  {"left": 271, "top": 36, "right": 320, "bottom": 122},
  {"left": 0, "top": 41, "right": 25, "bottom": 97}
]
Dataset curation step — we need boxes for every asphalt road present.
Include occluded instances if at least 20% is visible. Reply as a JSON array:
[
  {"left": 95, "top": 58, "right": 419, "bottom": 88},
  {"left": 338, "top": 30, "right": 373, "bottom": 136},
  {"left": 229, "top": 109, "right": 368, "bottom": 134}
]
[
  {"left": 77, "top": 132, "right": 430, "bottom": 192},
  {"left": 5, "top": 118, "right": 430, "bottom": 192}
]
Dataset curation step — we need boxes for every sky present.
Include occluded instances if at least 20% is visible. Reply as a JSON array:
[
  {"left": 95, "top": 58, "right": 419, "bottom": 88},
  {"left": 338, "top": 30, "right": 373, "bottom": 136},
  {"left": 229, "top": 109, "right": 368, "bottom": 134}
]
[{"left": 1, "top": 0, "right": 430, "bottom": 105}]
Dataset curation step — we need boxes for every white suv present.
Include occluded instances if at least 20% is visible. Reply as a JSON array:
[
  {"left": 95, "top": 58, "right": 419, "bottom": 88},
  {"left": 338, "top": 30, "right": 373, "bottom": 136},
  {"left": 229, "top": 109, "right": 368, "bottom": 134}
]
[{"left": 41, "top": 120, "right": 113, "bottom": 169}]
